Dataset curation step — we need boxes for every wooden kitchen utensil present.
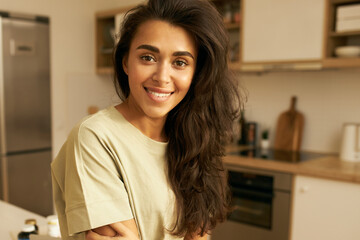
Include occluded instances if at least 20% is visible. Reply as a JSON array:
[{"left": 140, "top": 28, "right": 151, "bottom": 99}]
[{"left": 274, "top": 96, "right": 304, "bottom": 151}]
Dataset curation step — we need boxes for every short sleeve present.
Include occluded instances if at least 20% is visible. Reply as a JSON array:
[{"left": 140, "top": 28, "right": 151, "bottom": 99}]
[{"left": 57, "top": 124, "right": 133, "bottom": 235}]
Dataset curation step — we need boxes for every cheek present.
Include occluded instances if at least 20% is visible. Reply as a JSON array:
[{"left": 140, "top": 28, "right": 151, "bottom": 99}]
[
  {"left": 128, "top": 65, "right": 148, "bottom": 86},
  {"left": 126, "top": 55, "right": 146, "bottom": 83},
  {"left": 127, "top": 74, "right": 144, "bottom": 97},
  {"left": 176, "top": 73, "right": 193, "bottom": 93}
]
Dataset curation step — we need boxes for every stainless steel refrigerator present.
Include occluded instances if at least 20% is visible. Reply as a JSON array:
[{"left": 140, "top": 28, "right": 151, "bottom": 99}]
[{"left": 0, "top": 12, "right": 52, "bottom": 216}]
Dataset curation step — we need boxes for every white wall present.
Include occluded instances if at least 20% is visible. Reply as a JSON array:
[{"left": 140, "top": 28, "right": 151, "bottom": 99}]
[
  {"left": 0, "top": 0, "right": 143, "bottom": 157},
  {"left": 239, "top": 69, "right": 360, "bottom": 153}
]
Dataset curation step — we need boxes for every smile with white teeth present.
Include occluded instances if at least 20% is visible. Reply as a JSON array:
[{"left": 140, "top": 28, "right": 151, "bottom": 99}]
[{"left": 146, "top": 88, "right": 172, "bottom": 98}]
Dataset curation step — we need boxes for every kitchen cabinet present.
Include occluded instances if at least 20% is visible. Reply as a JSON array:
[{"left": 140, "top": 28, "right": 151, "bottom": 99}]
[
  {"left": 212, "top": 0, "right": 243, "bottom": 70},
  {"left": 241, "top": 0, "right": 325, "bottom": 71},
  {"left": 323, "top": 0, "right": 360, "bottom": 68},
  {"left": 95, "top": 0, "right": 360, "bottom": 73},
  {"left": 95, "top": 1, "right": 244, "bottom": 73},
  {"left": 95, "top": 6, "right": 134, "bottom": 74},
  {"left": 290, "top": 175, "right": 360, "bottom": 240}
]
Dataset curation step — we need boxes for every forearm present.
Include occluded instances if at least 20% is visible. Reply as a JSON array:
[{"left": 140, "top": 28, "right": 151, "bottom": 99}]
[
  {"left": 93, "top": 225, "right": 117, "bottom": 236},
  {"left": 185, "top": 233, "right": 208, "bottom": 240},
  {"left": 86, "top": 219, "right": 139, "bottom": 240}
]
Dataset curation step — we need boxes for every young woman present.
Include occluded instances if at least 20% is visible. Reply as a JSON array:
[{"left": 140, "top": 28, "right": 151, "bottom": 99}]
[{"left": 51, "top": 0, "right": 241, "bottom": 239}]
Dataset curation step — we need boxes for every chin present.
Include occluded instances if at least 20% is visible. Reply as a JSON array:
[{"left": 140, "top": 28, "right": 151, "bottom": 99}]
[{"left": 144, "top": 109, "right": 170, "bottom": 120}]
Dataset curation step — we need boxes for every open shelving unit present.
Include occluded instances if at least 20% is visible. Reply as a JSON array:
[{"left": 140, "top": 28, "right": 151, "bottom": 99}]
[
  {"left": 323, "top": 0, "right": 360, "bottom": 68},
  {"left": 95, "top": 15, "right": 115, "bottom": 74},
  {"left": 212, "top": 0, "right": 243, "bottom": 70},
  {"left": 95, "top": 6, "right": 135, "bottom": 74}
]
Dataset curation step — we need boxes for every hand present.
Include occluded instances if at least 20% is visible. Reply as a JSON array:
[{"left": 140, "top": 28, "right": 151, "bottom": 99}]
[
  {"left": 86, "top": 219, "right": 139, "bottom": 240},
  {"left": 86, "top": 229, "right": 139, "bottom": 240}
]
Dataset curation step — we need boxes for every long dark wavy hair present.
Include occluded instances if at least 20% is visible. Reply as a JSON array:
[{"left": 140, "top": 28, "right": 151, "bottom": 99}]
[{"left": 113, "top": 0, "right": 241, "bottom": 237}]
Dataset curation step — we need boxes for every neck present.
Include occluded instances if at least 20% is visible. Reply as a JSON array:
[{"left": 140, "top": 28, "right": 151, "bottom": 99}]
[{"left": 115, "top": 101, "right": 167, "bottom": 142}]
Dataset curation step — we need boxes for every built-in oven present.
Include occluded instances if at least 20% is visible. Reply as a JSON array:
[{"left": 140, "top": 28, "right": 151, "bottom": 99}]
[{"left": 211, "top": 165, "right": 292, "bottom": 240}]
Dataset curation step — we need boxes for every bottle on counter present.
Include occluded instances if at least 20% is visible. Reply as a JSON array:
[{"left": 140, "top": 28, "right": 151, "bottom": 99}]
[
  {"left": 238, "top": 110, "right": 247, "bottom": 145},
  {"left": 18, "top": 224, "right": 36, "bottom": 240},
  {"left": 246, "top": 122, "right": 258, "bottom": 147},
  {"left": 25, "top": 218, "right": 39, "bottom": 234}
]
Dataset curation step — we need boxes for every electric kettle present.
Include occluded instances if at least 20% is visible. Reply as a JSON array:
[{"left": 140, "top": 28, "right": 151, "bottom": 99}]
[{"left": 340, "top": 123, "right": 360, "bottom": 162}]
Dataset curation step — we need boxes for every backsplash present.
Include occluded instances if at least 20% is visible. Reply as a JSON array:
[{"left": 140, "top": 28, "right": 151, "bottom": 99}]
[{"left": 238, "top": 69, "right": 360, "bottom": 153}]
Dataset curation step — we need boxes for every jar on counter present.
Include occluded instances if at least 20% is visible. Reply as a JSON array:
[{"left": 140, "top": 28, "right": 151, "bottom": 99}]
[
  {"left": 18, "top": 224, "right": 36, "bottom": 240},
  {"left": 25, "top": 218, "right": 39, "bottom": 234},
  {"left": 47, "top": 215, "right": 61, "bottom": 238}
]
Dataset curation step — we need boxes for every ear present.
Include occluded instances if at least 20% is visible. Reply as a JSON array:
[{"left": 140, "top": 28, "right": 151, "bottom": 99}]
[{"left": 122, "top": 54, "right": 129, "bottom": 75}]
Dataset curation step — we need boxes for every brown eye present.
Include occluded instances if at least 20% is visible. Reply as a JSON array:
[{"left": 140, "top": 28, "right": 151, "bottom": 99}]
[
  {"left": 174, "top": 60, "right": 188, "bottom": 67},
  {"left": 141, "top": 55, "right": 155, "bottom": 62}
]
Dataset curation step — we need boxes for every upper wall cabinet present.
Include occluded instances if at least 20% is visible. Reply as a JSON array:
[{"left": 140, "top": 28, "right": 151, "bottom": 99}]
[
  {"left": 96, "top": 1, "right": 360, "bottom": 74},
  {"left": 95, "top": 6, "right": 134, "bottom": 74},
  {"left": 323, "top": 0, "right": 360, "bottom": 68},
  {"left": 241, "top": 0, "right": 325, "bottom": 71}
]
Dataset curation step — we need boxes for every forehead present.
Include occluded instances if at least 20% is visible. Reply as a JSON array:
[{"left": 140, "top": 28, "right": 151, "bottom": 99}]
[{"left": 130, "top": 20, "right": 197, "bottom": 54}]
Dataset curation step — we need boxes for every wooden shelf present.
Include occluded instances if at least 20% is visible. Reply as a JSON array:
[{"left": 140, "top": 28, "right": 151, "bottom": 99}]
[
  {"left": 330, "top": 30, "right": 360, "bottom": 37},
  {"left": 96, "top": 67, "right": 114, "bottom": 75},
  {"left": 323, "top": 57, "right": 360, "bottom": 68},
  {"left": 229, "top": 61, "right": 242, "bottom": 70},
  {"left": 224, "top": 22, "right": 241, "bottom": 31},
  {"left": 330, "top": 0, "right": 358, "bottom": 4}
]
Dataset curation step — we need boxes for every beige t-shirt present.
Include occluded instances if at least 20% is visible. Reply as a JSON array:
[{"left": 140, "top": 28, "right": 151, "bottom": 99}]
[{"left": 51, "top": 106, "right": 182, "bottom": 240}]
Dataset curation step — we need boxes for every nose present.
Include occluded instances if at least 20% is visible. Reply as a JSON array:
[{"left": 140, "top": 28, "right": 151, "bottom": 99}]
[{"left": 152, "top": 62, "right": 170, "bottom": 86}]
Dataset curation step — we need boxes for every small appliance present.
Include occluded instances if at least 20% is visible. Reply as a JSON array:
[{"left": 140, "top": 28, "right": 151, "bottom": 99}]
[{"left": 340, "top": 123, "right": 360, "bottom": 162}]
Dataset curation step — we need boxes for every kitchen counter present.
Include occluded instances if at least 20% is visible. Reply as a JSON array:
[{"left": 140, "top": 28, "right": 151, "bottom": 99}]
[
  {"left": 0, "top": 200, "right": 48, "bottom": 240},
  {"left": 224, "top": 145, "right": 360, "bottom": 184}
]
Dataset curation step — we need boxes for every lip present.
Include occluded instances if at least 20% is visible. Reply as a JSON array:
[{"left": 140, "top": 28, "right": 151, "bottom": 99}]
[
  {"left": 144, "top": 87, "right": 174, "bottom": 103},
  {"left": 144, "top": 86, "right": 174, "bottom": 94}
]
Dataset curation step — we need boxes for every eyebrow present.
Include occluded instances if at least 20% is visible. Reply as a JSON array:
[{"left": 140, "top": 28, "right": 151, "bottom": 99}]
[{"left": 136, "top": 44, "right": 195, "bottom": 60}]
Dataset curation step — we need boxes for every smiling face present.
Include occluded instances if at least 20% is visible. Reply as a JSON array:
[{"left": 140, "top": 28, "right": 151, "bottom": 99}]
[{"left": 122, "top": 20, "right": 197, "bottom": 121}]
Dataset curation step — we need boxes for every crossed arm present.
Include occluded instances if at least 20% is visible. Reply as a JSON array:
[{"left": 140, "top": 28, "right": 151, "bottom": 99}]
[
  {"left": 85, "top": 219, "right": 207, "bottom": 240},
  {"left": 86, "top": 219, "right": 138, "bottom": 240}
]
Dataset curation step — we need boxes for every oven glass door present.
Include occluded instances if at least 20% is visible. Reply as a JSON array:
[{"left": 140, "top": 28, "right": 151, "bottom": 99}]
[{"left": 229, "top": 187, "right": 273, "bottom": 229}]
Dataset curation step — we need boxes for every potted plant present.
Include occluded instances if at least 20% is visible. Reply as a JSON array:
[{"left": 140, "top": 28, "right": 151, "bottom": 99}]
[{"left": 260, "top": 129, "right": 270, "bottom": 149}]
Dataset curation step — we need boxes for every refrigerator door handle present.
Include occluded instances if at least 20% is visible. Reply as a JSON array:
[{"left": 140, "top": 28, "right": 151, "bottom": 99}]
[
  {"left": 1, "top": 156, "right": 8, "bottom": 201},
  {"left": 0, "top": 16, "right": 9, "bottom": 202},
  {"left": 9, "top": 39, "right": 35, "bottom": 56},
  {"left": 0, "top": 16, "right": 7, "bottom": 156}
]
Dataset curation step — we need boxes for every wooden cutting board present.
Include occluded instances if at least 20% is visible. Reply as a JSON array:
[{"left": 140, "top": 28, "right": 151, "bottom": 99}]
[{"left": 274, "top": 96, "right": 304, "bottom": 151}]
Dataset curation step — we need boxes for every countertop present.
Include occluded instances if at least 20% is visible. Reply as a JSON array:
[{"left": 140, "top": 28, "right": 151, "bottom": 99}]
[
  {"left": 224, "top": 145, "right": 360, "bottom": 184},
  {"left": 0, "top": 200, "right": 47, "bottom": 240}
]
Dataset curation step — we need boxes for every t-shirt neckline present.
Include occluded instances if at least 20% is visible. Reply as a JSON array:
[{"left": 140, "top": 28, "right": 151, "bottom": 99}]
[{"left": 109, "top": 106, "right": 169, "bottom": 149}]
